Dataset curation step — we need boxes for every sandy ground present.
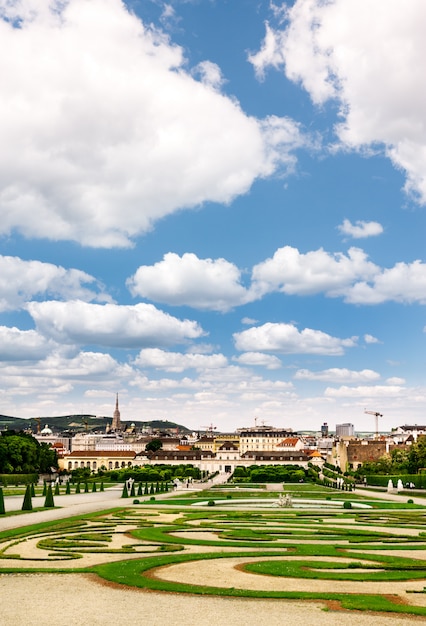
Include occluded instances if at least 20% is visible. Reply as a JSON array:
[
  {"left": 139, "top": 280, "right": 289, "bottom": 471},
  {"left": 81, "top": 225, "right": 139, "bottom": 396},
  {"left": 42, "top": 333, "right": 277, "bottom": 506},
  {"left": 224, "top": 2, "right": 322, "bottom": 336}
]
[{"left": 0, "top": 573, "right": 424, "bottom": 626}]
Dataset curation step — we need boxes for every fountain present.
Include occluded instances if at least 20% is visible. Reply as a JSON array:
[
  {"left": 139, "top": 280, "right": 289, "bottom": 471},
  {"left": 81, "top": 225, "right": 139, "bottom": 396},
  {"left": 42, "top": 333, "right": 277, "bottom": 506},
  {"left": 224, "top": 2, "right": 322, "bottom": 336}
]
[{"left": 276, "top": 493, "right": 293, "bottom": 507}]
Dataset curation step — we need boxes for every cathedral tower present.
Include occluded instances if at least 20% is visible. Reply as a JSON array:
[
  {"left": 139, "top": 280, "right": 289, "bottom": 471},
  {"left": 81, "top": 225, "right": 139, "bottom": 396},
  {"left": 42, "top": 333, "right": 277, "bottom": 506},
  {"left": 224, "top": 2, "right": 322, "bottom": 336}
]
[{"left": 111, "top": 393, "right": 121, "bottom": 431}]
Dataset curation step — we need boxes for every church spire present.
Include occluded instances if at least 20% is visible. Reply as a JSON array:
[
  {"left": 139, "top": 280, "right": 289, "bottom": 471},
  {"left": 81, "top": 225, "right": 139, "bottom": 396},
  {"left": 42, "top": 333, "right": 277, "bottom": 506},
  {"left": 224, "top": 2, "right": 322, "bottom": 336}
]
[{"left": 111, "top": 392, "right": 121, "bottom": 431}]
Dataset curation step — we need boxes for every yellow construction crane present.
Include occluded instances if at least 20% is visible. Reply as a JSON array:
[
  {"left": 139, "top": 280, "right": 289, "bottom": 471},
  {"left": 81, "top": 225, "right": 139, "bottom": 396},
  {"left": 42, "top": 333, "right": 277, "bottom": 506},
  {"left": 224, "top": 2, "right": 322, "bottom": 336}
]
[{"left": 364, "top": 409, "right": 383, "bottom": 438}]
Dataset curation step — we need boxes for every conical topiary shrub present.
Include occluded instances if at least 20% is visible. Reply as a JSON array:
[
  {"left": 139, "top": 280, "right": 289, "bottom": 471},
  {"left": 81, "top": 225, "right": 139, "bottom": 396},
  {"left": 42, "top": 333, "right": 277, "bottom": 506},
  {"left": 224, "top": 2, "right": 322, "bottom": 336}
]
[
  {"left": 100, "top": 482, "right": 104, "bottom": 492},
  {"left": 92, "top": 482, "right": 97, "bottom": 492},
  {"left": 76, "top": 482, "right": 81, "bottom": 494},
  {"left": 84, "top": 482, "right": 89, "bottom": 493},
  {"left": 155, "top": 482, "right": 160, "bottom": 493},
  {"left": 31, "top": 483, "right": 36, "bottom": 497},
  {"left": 149, "top": 483, "right": 155, "bottom": 494},
  {"left": 165, "top": 482, "right": 169, "bottom": 492},
  {"left": 65, "top": 481, "right": 71, "bottom": 494},
  {"left": 42, "top": 481, "right": 47, "bottom": 497},
  {"left": 144, "top": 483, "right": 149, "bottom": 495},
  {"left": 121, "top": 483, "right": 129, "bottom": 498},
  {"left": 130, "top": 482, "right": 135, "bottom": 497},
  {"left": 137, "top": 482, "right": 143, "bottom": 496},
  {"left": 0, "top": 487, "right": 5, "bottom": 514},
  {"left": 44, "top": 484, "right": 55, "bottom": 508},
  {"left": 22, "top": 484, "right": 33, "bottom": 511},
  {"left": 54, "top": 483, "right": 60, "bottom": 496}
]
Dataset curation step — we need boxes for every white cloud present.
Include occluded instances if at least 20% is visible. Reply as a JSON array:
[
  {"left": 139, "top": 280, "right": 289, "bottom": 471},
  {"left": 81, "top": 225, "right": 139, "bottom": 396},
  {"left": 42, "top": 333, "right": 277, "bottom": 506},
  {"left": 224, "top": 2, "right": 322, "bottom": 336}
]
[
  {"left": 233, "top": 352, "right": 282, "bottom": 370},
  {"left": 251, "top": 0, "right": 426, "bottom": 204},
  {"left": 192, "top": 61, "right": 225, "bottom": 90},
  {"left": 346, "top": 260, "right": 426, "bottom": 304},
  {"left": 135, "top": 348, "right": 227, "bottom": 372},
  {"left": 251, "top": 245, "right": 426, "bottom": 305},
  {"left": 127, "top": 252, "right": 251, "bottom": 311},
  {"left": 234, "top": 322, "right": 357, "bottom": 355},
  {"left": 250, "top": 245, "right": 377, "bottom": 298},
  {"left": 387, "top": 377, "right": 406, "bottom": 385},
  {"left": 0, "top": 326, "right": 52, "bottom": 360},
  {"left": 325, "top": 385, "right": 404, "bottom": 398},
  {"left": 338, "top": 219, "right": 383, "bottom": 239},
  {"left": 0, "top": 0, "right": 304, "bottom": 247},
  {"left": 241, "top": 317, "right": 258, "bottom": 325},
  {"left": 27, "top": 300, "right": 204, "bottom": 347},
  {"left": 364, "top": 334, "right": 380, "bottom": 344},
  {"left": 129, "top": 246, "right": 426, "bottom": 310},
  {"left": 294, "top": 368, "right": 380, "bottom": 383},
  {"left": 0, "top": 254, "right": 104, "bottom": 311}
]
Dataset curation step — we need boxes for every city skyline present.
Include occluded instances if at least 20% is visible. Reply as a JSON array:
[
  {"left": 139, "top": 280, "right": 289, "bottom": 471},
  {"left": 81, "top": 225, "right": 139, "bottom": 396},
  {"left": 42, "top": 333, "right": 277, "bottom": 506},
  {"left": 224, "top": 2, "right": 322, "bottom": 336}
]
[{"left": 0, "top": 0, "right": 425, "bottom": 432}]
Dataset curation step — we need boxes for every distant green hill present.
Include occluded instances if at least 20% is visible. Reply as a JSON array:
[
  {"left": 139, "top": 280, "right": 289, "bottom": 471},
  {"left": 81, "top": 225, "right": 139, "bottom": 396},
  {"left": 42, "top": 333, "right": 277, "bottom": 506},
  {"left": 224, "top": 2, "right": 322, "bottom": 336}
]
[{"left": 0, "top": 414, "right": 190, "bottom": 434}]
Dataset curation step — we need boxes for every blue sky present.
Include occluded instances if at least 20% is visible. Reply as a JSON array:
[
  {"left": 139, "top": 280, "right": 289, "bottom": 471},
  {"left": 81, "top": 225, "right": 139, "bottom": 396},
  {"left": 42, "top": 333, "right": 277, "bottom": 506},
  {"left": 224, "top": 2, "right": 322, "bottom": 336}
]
[{"left": 0, "top": 0, "right": 425, "bottom": 433}]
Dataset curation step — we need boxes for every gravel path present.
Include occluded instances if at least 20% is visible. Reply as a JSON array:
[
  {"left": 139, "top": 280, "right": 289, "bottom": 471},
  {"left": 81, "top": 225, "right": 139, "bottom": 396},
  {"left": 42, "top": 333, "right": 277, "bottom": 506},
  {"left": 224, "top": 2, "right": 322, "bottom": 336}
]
[{"left": 0, "top": 573, "right": 423, "bottom": 626}]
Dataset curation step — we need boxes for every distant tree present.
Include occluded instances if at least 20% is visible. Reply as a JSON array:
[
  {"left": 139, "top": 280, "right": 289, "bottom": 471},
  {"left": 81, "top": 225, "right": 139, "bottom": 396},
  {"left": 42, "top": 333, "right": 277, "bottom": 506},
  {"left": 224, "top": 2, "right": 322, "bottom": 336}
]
[
  {"left": 145, "top": 439, "right": 163, "bottom": 453},
  {"left": 0, "top": 432, "right": 58, "bottom": 474}
]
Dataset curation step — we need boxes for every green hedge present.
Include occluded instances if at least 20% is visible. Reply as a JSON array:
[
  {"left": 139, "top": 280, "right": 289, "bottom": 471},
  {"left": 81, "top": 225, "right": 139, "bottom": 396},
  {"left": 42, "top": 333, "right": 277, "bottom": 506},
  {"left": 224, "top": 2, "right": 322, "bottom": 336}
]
[
  {"left": 0, "top": 473, "right": 38, "bottom": 486},
  {"left": 366, "top": 474, "right": 426, "bottom": 488}
]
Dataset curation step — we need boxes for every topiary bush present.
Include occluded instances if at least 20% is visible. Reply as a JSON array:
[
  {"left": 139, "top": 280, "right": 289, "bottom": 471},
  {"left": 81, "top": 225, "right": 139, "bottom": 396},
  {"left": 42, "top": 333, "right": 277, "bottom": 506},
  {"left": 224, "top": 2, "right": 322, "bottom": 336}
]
[
  {"left": 44, "top": 484, "right": 55, "bottom": 508},
  {"left": 22, "top": 484, "right": 33, "bottom": 511},
  {"left": 343, "top": 501, "right": 352, "bottom": 509},
  {"left": 0, "top": 487, "right": 5, "bottom": 514}
]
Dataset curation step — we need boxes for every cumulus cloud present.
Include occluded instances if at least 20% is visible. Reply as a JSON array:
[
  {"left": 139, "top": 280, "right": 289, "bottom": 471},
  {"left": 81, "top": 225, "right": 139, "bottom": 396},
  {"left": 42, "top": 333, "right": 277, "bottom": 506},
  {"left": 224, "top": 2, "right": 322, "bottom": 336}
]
[
  {"left": 129, "top": 246, "right": 426, "bottom": 310},
  {"left": 338, "top": 219, "right": 383, "bottom": 239},
  {"left": 0, "top": 0, "right": 305, "bottom": 247},
  {"left": 27, "top": 300, "right": 204, "bottom": 347},
  {"left": 294, "top": 367, "right": 380, "bottom": 383},
  {"left": 251, "top": 245, "right": 426, "bottom": 305},
  {"left": 135, "top": 348, "right": 227, "bottom": 372},
  {"left": 233, "top": 352, "right": 282, "bottom": 370},
  {"left": 346, "top": 260, "right": 426, "bottom": 304},
  {"left": 127, "top": 252, "right": 251, "bottom": 311},
  {"left": 250, "top": 245, "right": 377, "bottom": 298},
  {"left": 250, "top": 0, "right": 426, "bottom": 204},
  {"left": 0, "top": 326, "right": 53, "bottom": 361},
  {"left": 192, "top": 60, "right": 225, "bottom": 90},
  {"left": 0, "top": 255, "right": 104, "bottom": 311},
  {"left": 387, "top": 376, "right": 406, "bottom": 385},
  {"left": 325, "top": 385, "right": 405, "bottom": 398},
  {"left": 364, "top": 334, "right": 380, "bottom": 344},
  {"left": 234, "top": 322, "right": 357, "bottom": 355}
]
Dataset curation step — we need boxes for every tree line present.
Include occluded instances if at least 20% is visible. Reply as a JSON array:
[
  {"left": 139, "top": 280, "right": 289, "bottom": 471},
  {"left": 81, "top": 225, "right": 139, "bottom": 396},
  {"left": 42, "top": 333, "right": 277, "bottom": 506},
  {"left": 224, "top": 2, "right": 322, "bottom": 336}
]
[{"left": 0, "top": 432, "right": 58, "bottom": 474}]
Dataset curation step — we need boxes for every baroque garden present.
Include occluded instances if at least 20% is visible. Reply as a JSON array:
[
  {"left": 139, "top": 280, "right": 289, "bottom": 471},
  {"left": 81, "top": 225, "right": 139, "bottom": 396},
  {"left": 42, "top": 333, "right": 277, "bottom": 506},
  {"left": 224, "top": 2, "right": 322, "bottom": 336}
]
[{"left": 3, "top": 476, "right": 426, "bottom": 621}]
